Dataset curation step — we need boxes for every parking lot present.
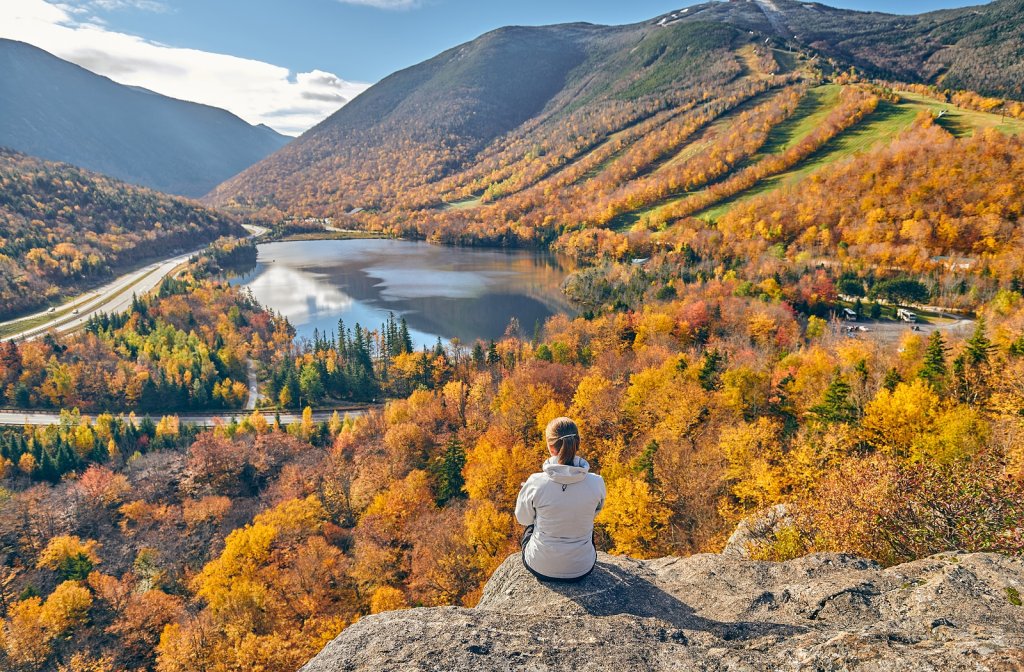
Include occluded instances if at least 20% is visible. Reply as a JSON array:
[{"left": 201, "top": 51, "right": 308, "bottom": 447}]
[{"left": 832, "top": 314, "right": 975, "bottom": 345}]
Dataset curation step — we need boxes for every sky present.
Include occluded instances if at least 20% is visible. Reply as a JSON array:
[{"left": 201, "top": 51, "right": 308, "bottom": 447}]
[{"left": 0, "top": 0, "right": 979, "bottom": 136}]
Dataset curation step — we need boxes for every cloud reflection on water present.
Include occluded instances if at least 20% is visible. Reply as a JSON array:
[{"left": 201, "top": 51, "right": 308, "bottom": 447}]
[{"left": 234, "top": 239, "right": 572, "bottom": 347}]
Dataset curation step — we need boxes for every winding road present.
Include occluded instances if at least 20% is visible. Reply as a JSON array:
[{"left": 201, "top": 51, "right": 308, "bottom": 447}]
[
  {"left": 0, "top": 407, "right": 367, "bottom": 428},
  {"left": 0, "top": 224, "right": 268, "bottom": 342},
  {"left": 0, "top": 225, "right": 292, "bottom": 427}
]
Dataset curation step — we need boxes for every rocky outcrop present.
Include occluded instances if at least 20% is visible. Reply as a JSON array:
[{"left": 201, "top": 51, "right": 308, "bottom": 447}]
[
  {"left": 722, "top": 503, "right": 793, "bottom": 558},
  {"left": 302, "top": 551, "right": 1024, "bottom": 671}
]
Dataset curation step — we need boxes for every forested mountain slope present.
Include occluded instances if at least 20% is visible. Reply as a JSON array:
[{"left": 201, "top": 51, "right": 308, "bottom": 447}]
[
  {"left": 206, "top": 19, "right": 764, "bottom": 217},
  {"left": 0, "top": 39, "right": 289, "bottom": 198},
  {"left": 0, "top": 149, "right": 243, "bottom": 319},
  {"left": 208, "top": 0, "right": 1024, "bottom": 233},
  {"left": 663, "top": 0, "right": 1024, "bottom": 96}
]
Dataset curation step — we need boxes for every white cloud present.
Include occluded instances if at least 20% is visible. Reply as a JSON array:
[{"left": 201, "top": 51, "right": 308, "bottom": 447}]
[
  {"left": 86, "top": 0, "right": 170, "bottom": 13},
  {"left": 0, "top": 0, "right": 371, "bottom": 135},
  {"left": 337, "top": 0, "right": 422, "bottom": 9}
]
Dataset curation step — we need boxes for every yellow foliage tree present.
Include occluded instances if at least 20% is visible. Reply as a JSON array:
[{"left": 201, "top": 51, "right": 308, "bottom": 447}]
[
  {"left": 720, "top": 417, "right": 787, "bottom": 511},
  {"left": 72, "top": 423, "right": 96, "bottom": 460},
  {"left": 463, "top": 500, "right": 515, "bottom": 575},
  {"left": 595, "top": 475, "right": 670, "bottom": 557},
  {"left": 860, "top": 379, "right": 940, "bottom": 457},
  {"left": 352, "top": 471, "right": 436, "bottom": 591},
  {"left": 1, "top": 596, "right": 50, "bottom": 668},
  {"left": 36, "top": 535, "right": 101, "bottom": 574},
  {"left": 569, "top": 372, "right": 621, "bottom": 445},
  {"left": 192, "top": 522, "right": 277, "bottom": 620},
  {"left": 0, "top": 581, "right": 93, "bottom": 669},
  {"left": 155, "top": 415, "right": 180, "bottom": 439},
  {"left": 369, "top": 586, "right": 408, "bottom": 614},
  {"left": 463, "top": 433, "right": 539, "bottom": 510},
  {"left": 57, "top": 652, "right": 117, "bottom": 672},
  {"left": 39, "top": 580, "right": 93, "bottom": 636}
]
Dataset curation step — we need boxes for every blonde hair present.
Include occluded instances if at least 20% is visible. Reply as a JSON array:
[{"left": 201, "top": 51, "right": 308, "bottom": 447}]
[{"left": 545, "top": 417, "right": 580, "bottom": 466}]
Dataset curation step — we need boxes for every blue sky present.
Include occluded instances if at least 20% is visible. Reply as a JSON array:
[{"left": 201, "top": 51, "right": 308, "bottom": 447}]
[
  {"left": 93, "top": 0, "right": 976, "bottom": 82},
  {"left": 0, "top": 0, "right": 979, "bottom": 134}
]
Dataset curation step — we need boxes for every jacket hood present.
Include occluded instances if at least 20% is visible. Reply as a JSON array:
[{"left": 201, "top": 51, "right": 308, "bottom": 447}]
[{"left": 542, "top": 455, "right": 591, "bottom": 484}]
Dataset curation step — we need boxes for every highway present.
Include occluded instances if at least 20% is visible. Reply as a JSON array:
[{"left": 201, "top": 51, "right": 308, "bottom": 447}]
[
  {"left": 0, "top": 407, "right": 367, "bottom": 428},
  {"left": 0, "top": 224, "right": 376, "bottom": 428},
  {"left": 0, "top": 224, "right": 268, "bottom": 342}
]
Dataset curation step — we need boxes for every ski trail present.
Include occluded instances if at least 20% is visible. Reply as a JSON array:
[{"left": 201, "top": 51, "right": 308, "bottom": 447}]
[{"left": 752, "top": 0, "right": 791, "bottom": 38}]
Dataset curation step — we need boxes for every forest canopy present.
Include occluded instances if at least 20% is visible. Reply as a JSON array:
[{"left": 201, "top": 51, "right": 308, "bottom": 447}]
[{"left": 0, "top": 149, "right": 244, "bottom": 319}]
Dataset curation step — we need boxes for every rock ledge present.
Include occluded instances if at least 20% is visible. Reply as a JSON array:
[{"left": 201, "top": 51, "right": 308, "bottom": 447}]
[{"left": 302, "top": 551, "right": 1024, "bottom": 671}]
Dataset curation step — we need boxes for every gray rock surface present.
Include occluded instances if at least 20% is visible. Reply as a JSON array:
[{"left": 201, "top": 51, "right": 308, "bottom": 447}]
[
  {"left": 302, "top": 551, "right": 1024, "bottom": 671},
  {"left": 722, "top": 503, "right": 793, "bottom": 558}
]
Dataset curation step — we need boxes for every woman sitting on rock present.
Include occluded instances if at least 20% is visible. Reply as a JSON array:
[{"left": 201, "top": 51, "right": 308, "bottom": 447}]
[{"left": 515, "top": 417, "right": 606, "bottom": 582}]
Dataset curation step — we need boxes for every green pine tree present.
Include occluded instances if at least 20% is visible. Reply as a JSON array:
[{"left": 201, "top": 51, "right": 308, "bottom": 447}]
[
  {"left": 882, "top": 367, "right": 903, "bottom": 392},
  {"left": 854, "top": 359, "right": 869, "bottom": 386},
  {"left": 471, "top": 342, "right": 485, "bottom": 368},
  {"left": 919, "top": 330, "right": 948, "bottom": 389},
  {"left": 435, "top": 437, "right": 466, "bottom": 505},
  {"left": 399, "top": 317, "right": 413, "bottom": 354},
  {"left": 963, "top": 317, "right": 994, "bottom": 367},
  {"left": 698, "top": 349, "right": 724, "bottom": 391},
  {"left": 810, "top": 369, "right": 857, "bottom": 424},
  {"left": 486, "top": 340, "right": 500, "bottom": 366},
  {"left": 633, "top": 440, "right": 659, "bottom": 485}
]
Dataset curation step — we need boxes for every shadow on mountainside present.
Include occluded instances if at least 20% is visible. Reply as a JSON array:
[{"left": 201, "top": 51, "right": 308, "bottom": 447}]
[{"left": 546, "top": 561, "right": 807, "bottom": 641}]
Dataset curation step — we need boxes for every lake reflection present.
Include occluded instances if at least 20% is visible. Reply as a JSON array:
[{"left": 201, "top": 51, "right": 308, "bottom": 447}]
[{"left": 233, "top": 239, "right": 574, "bottom": 347}]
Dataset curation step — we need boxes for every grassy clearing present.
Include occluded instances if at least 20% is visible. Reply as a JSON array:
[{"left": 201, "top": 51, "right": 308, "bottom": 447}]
[
  {"left": 572, "top": 100, "right": 725, "bottom": 185},
  {"left": 896, "top": 91, "right": 1024, "bottom": 138},
  {"left": 649, "top": 87, "right": 790, "bottom": 178},
  {"left": 519, "top": 84, "right": 788, "bottom": 200},
  {"left": 608, "top": 86, "right": 835, "bottom": 230},
  {"left": 482, "top": 105, "right": 690, "bottom": 197},
  {"left": 736, "top": 44, "right": 775, "bottom": 80},
  {"left": 695, "top": 98, "right": 920, "bottom": 221},
  {"left": 443, "top": 195, "right": 483, "bottom": 211},
  {"left": 696, "top": 91, "right": 1024, "bottom": 222},
  {"left": 771, "top": 49, "right": 800, "bottom": 74},
  {"left": 0, "top": 313, "right": 59, "bottom": 340},
  {"left": 755, "top": 84, "right": 841, "bottom": 157}
]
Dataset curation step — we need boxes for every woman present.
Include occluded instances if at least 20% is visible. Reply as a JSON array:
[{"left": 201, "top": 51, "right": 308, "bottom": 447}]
[{"left": 515, "top": 417, "right": 606, "bottom": 581}]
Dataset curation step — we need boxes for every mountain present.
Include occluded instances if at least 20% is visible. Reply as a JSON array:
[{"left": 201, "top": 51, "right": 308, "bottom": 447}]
[
  {"left": 0, "top": 39, "right": 290, "bottom": 198},
  {"left": 207, "top": 0, "right": 1024, "bottom": 225},
  {"left": 302, "top": 550, "right": 1024, "bottom": 671},
  {"left": 206, "top": 19, "right": 747, "bottom": 217},
  {"left": 0, "top": 148, "right": 243, "bottom": 319},
  {"left": 662, "top": 0, "right": 1024, "bottom": 95}
]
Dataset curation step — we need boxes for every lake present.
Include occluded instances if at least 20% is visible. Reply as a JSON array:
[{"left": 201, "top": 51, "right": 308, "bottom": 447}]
[{"left": 232, "top": 238, "right": 574, "bottom": 348}]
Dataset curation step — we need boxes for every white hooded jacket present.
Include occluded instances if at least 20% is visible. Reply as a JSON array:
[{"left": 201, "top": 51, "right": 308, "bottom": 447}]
[{"left": 515, "top": 455, "right": 606, "bottom": 580}]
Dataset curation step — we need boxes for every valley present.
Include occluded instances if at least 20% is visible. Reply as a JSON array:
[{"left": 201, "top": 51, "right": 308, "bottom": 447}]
[{"left": 2, "top": 2, "right": 1024, "bottom": 671}]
